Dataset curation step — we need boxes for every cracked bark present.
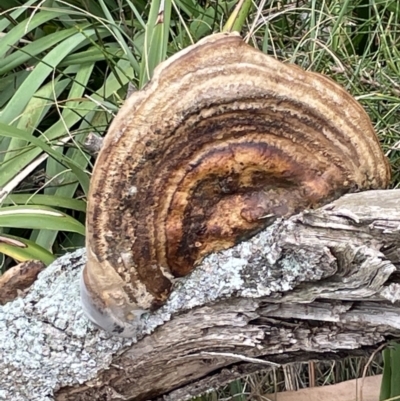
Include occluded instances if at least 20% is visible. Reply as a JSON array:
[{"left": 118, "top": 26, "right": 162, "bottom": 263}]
[{"left": 1, "top": 189, "right": 399, "bottom": 401}]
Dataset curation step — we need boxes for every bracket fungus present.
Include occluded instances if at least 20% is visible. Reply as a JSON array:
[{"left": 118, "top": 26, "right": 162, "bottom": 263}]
[{"left": 81, "top": 32, "right": 390, "bottom": 337}]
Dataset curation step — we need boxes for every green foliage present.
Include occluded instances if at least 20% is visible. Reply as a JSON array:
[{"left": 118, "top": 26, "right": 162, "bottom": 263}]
[
  {"left": 139, "top": 0, "right": 172, "bottom": 88},
  {"left": 0, "top": 205, "right": 85, "bottom": 234},
  {"left": 0, "top": 0, "right": 245, "bottom": 268},
  {"left": 0, "top": 233, "right": 55, "bottom": 265},
  {"left": 381, "top": 343, "right": 400, "bottom": 400},
  {"left": 0, "top": 1, "right": 399, "bottom": 398}
]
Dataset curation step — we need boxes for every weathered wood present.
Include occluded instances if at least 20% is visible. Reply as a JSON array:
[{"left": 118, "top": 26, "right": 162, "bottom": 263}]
[{"left": 0, "top": 189, "right": 399, "bottom": 401}]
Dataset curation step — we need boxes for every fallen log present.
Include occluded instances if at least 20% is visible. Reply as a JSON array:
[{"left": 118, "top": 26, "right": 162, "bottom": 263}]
[{"left": 0, "top": 189, "right": 399, "bottom": 401}]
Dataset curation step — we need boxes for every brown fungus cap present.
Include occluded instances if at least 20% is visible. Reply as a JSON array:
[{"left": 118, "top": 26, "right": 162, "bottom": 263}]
[{"left": 81, "top": 32, "right": 390, "bottom": 336}]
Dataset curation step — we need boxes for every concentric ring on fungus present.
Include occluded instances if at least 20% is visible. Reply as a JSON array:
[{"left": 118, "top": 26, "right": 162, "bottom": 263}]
[{"left": 81, "top": 32, "right": 391, "bottom": 337}]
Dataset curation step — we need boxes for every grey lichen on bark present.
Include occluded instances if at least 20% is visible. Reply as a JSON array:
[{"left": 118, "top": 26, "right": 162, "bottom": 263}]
[
  {"left": 0, "top": 249, "right": 126, "bottom": 401},
  {"left": 0, "top": 189, "right": 399, "bottom": 401}
]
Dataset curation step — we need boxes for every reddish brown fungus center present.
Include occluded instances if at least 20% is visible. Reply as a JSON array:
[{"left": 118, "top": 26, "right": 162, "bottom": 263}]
[{"left": 163, "top": 141, "right": 333, "bottom": 276}]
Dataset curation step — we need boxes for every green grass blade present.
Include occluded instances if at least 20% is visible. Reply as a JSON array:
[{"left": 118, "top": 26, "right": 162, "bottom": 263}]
[
  {"left": 139, "top": 0, "right": 172, "bottom": 88},
  {"left": 4, "top": 78, "right": 70, "bottom": 161},
  {"left": 390, "top": 343, "right": 400, "bottom": 397},
  {"left": 0, "top": 26, "right": 85, "bottom": 75},
  {"left": 58, "top": 45, "right": 124, "bottom": 67},
  {"left": 381, "top": 347, "right": 392, "bottom": 400},
  {"left": 0, "top": 205, "right": 85, "bottom": 236},
  {"left": 97, "top": 0, "right": 140, "bottom": 72},
  {"left": 223, "top": 0, "right": 253, "bottom": 33},
  {"left": 124, "top": 0, "right": 146, "bottom": 29},
  {"left": 0, "top": 10, "right": 67, "bottom": 59},
  {"left": 43, "top": 63, "right": 94, "bottom": 195},
  {"left": 0, "top": 57, "right": 134, "bottom": 198},
  {"left": 3, "top": 194, "right": 86, "bottom": 212},
  {"left": 0, "top": 27, "right": 106, "bottom": 125},
  {"left": 34, "top": 63, "right": 94, "bottom": 250},
  {"left": 0, "top": 233, "right": 56, "bottom": 265},
  {"left": 0, "top": 0, "right": 50, "bottom": 32},
  {"left": 0, "top": 70, "right": 29, "bottom": 109},
  {"left": 0, "top": 122, "right": 90, "bottom": 195},
  {"left": 327, "top": 0, "right": 352, "bottom": 52}
]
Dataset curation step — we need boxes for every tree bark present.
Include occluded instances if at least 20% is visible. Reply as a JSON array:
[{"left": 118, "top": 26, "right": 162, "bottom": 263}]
[{"left": 1, "top": 189, "right": 399, "bottom": 401}]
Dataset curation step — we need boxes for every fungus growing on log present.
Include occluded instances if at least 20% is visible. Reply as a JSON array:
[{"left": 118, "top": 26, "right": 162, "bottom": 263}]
[{"left": 81, "top": 32, "right": 390, "bottom": 337}]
